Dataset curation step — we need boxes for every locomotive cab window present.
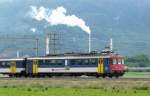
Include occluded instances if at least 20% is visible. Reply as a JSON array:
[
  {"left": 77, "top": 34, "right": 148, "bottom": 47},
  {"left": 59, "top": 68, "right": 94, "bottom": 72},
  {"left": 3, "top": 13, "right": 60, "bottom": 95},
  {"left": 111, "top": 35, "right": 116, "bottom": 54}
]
[
  {"left": 118, "top": 59, "right": 122, "bottom": 64},
  {"left": 113, "top": 59, "right": 117, "bottom": 64}
]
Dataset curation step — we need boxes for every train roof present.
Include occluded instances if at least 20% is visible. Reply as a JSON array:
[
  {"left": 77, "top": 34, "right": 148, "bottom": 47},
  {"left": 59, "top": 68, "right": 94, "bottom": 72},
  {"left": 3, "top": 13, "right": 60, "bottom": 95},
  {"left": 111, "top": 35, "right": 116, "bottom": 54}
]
[
  {"left": 0, "top": 52, "right": 124, "bottom": 61},
  {"left": 0, "top": 58, "right": 24, "bottom": 61}
]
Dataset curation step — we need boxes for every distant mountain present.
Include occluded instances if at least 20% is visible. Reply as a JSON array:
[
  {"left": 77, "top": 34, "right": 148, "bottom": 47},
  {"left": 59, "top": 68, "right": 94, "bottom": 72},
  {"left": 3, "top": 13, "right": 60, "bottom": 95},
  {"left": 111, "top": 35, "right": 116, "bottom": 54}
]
[{"left": 0, "top": 0, "right": 150, "bottom": 57}]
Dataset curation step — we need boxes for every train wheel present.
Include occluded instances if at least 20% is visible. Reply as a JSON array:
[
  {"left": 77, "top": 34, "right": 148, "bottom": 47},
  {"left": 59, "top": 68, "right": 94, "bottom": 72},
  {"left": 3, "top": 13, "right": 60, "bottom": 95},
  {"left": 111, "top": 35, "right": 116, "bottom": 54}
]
[
  {"left": 9, "top": 74, "right": 16, "bottom": 78},
  {"left": 96, "top": 74, "right": 99, "bottom": 78},
  {"left": 109, "top": 74, "right": 113, "bottom": 78},
  {"left": 47, "top": 74, "right": 52, "bottom": 78},
  {"left": 115, "top": 75, "right": 119, "bottom": 78},
  {"left": 102, "top": 74, "right": 106, "bottom": 78},
  {"left": 9, "top": 74, "right": 13, "bottom": 78}
]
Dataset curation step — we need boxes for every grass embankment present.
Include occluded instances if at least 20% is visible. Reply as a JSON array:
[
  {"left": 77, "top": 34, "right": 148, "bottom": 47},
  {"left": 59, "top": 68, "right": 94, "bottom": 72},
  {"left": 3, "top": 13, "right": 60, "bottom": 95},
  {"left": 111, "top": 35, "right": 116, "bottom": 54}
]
[
  {"left": 0, "top": 79, "right": 149, "bottom": 96},
  {"left": 0, "top": 87, "right": 149, "bottom": 96},
  {"left": 124, "top": 72, "right": 150, "bottom": 78}
]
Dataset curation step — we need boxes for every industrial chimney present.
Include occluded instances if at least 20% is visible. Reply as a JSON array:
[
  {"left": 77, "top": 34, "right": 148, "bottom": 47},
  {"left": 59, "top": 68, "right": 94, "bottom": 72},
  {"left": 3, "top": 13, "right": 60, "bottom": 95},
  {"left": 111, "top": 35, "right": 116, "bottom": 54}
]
[
  {"left": 110, "top": 38, "right": 113, "bottom": 51},
  {"left": 17, "top": 50, "right": 20, "bottom": 58},
  {"left": 46, "top": 35, "right": 50, "bottom": 55}
]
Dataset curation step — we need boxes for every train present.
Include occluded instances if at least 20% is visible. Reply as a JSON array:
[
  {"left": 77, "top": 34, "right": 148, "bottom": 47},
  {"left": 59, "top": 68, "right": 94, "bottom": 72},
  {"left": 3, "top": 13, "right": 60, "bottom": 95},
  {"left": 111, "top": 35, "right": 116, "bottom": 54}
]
[{"left": 0, "top": 47, "right": 125, "bottom": 78}]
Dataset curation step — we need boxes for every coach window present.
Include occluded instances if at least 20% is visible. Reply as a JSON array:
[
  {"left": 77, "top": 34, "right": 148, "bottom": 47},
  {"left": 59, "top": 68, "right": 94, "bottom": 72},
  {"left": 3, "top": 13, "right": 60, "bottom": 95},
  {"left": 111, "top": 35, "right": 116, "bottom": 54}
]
[
  {"left": 72, "top": 60, "right": 76, "bottom": 65},
  {"left": 51, "top": 60, "right": 57, "bottom": 64},
  {"left": 113, "top": 59, "right": 117, "bottom": 64},
  {"left": 76, "top": 60, "right": 82, "bottom": 65},
  {"left": 57, "top": 60, "right": 63, "bottom": 65},
  {"left": 45, "top": 60, "right": 50, "bottom": 64},
  {"left": 73, "top": 60, "right": 77, "bottom": 65},
  {"left": 84, "top": 59, "right": 89, "bottom": 65},
  {"left": 39, "top": 60, "right": 44, "bottom": 64},
  {"left": 122, "top": 59, "right": 124, "bottom": 64},
  {"left": 71, "top": 60, "right": 75, "bottom": 65},
  {"left": 2, "top": 62, "right": 7, "bottom": 67},
  {"left": 0, "top": 62, "right": 1, "bottom": 67},
  {"left": 0, "top": 62, "right": 4, "bottom": 67},
  {"left": 5, "top": 62, "right": 11, "bottom": 67},
  {"left": 43, "top": 60, "right": 46, "bottom": 64},
  {"left": 90, "top": 59, "right": 96, "bottom": 64}
]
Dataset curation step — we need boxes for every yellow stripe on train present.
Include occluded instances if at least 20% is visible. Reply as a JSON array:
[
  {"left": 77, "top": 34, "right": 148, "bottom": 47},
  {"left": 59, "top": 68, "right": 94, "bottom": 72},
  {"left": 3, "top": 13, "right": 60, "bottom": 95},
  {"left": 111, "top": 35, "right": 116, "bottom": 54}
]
[
  {"left": 33, "top": 60, "right": 38, "bottom": 74},
  {"left": 98, "top": 58, "right": 104, "bottom": 74},
  {"left": 10, "top": 61, "right": 16, "bottom": 74}
]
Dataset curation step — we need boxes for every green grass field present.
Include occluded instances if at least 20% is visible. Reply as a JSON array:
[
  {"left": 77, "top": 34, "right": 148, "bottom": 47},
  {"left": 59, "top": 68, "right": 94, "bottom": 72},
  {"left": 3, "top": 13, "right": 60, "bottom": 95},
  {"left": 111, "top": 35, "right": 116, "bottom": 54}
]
[
  {"left": 124, "top": 72, "right": 150, "bottom": 78},
  {"left": 0, "top": 78, "right": 149, "bottom": 96},
  {"left": 0, "top": 87, "right": 149, "bottom": 96}
]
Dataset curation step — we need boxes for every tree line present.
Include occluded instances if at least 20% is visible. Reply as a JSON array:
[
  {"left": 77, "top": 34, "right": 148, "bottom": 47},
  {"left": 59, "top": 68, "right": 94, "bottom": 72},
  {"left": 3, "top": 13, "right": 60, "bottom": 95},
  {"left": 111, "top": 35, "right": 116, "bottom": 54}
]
[{"left": 125, "top": 54, "right": 150, "bottom": 67}]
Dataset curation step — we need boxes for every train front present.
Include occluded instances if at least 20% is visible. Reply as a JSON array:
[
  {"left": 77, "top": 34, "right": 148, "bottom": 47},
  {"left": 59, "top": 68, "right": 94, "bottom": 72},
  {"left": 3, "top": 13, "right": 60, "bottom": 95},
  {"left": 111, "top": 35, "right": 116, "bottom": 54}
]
[{"left": 109, "top": 55, "right": 125, "bottom": 77}]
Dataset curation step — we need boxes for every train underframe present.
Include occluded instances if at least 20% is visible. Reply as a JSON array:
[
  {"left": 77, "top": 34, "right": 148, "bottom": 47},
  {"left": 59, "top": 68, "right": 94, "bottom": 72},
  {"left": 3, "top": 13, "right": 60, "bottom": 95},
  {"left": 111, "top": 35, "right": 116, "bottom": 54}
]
[{"left": 6, "top": 71, "right": 125, "bottom": 78}]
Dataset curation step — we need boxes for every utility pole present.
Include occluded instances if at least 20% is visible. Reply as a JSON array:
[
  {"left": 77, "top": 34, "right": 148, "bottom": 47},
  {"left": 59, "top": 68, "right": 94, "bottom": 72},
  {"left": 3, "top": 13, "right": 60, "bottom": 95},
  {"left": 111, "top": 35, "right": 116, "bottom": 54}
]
[
  {"left": 35, "top": 38, "right": 39, "bottom": 56},
  {"left": 46, "top": 32, "right": 61, "bottom": 55},
  {"left": 46, "top": 34, "right": 50, "bottom": 55},
  {"left": 110, "top": 38, "right": 113, "bottom": 51},
  {"left": 17, "top": 50, "right": 20, "bottom": 58}
]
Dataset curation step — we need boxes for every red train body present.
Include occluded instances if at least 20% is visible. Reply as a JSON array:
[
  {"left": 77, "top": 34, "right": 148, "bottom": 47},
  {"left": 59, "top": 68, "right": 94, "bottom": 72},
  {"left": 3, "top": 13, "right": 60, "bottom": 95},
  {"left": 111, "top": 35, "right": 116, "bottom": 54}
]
[{"left": 110, "top": 56, "right": 125, "bottom": 77}]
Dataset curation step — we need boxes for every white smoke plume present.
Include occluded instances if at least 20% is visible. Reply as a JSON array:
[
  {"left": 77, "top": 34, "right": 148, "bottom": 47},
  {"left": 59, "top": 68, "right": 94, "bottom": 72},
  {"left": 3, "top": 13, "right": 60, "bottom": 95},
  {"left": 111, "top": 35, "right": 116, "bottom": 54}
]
[
  {"left": 30, "top": 28, "right": 36, "bottom": 33},
  {"left": 30, "top": 6, "right": 91, "bottom": 34}
]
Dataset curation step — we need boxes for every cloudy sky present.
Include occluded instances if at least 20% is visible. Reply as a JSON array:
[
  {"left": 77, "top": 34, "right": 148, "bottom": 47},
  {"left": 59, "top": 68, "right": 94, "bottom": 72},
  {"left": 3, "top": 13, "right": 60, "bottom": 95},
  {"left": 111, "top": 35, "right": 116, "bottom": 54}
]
[{"left": 0, "top": 0, "right": 150, "bottom": 56}]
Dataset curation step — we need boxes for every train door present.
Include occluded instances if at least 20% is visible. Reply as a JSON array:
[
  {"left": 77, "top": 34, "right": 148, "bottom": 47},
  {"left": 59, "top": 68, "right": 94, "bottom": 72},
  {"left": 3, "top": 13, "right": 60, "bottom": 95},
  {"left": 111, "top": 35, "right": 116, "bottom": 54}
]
[
  {"left": 22, "top": 58, "right": 28, "bottom": 75},
  {"left": 104, "top": 58, "right": 110, "bottom": 74},
  {"left": 26, "top": 60, "right": 32, "bottom": 74},
  {"left": 10, "top": 61, "right": 16, "bottom": 75},
  {"left": 26, "top": 59, "right": 38, "bottom": 76},
  {"left": 98, "top": 58, "right": 104, "bottom": 74},
  {"left": 32, "top": 59, "right": 38, "bottom": 75}
]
